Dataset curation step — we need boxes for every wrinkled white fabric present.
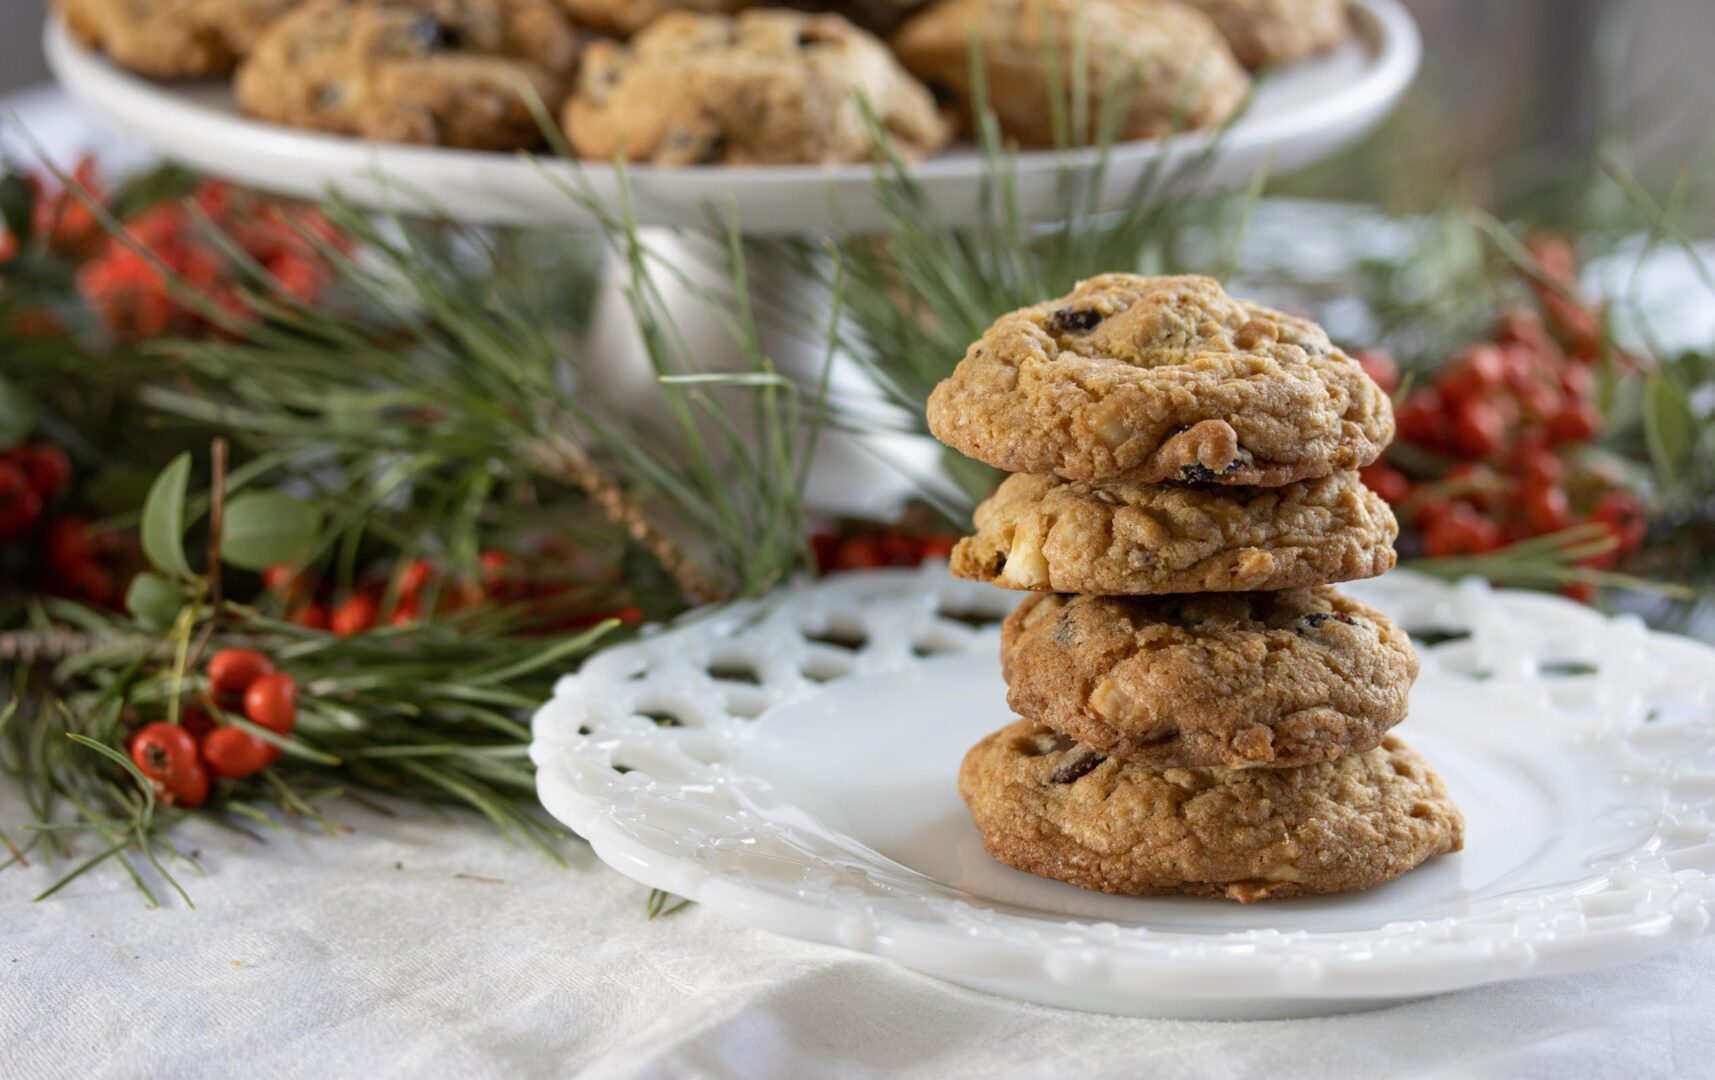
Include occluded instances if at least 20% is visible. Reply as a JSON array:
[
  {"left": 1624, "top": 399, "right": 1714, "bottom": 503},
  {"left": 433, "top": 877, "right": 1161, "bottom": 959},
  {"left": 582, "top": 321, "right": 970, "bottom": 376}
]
[
  {"left": 5, "top": 84, "right": 1715, "bottom": 1078},
  {"left": 5, "top": 782, "right": 1714, "bottom": 1080}
]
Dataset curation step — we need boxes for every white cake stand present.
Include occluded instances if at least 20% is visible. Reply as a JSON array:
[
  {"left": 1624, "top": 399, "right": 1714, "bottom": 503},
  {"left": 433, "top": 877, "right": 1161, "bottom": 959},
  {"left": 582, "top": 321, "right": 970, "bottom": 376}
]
[{"left": 43, "top": 0, "right": 1419, "bottom": 233}]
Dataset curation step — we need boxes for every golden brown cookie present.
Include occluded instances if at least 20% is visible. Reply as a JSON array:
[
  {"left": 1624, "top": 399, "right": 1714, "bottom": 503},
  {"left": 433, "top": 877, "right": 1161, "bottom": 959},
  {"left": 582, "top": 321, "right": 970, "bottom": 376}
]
[
  {"left": 555, "top": 0, "right": 753, "bottom": 36},
  {"left": 926, "top": 274, "right": 1393, "bottom": 485},
  {"left": 952, "top": 470, "right": 1396, "bottom": 595},
  {"left": 999, "top": 588, "right": 1418, "bottom": 767},
  {"left": 802, "top": 0, "right": 931, "bottom": 35},
  {"left": 889, "top": 0, "right": 1249, "bottom": 146},
  {"left": 564, "top": 10, "right": 949, "bottom": 165},
  {"left": 1184, "top": 0, "right": 1349, "bottom": 69},
  {"left": 560, "top": 0, "right": 930, "bottom": 37},
  {"left": 234, "top": 0, "right": 579, "bottom": 148},
  {"left": 960, "top": 723, "right": 1462, "bottom": 900},
  {"left": 57, "top": 0, "right": 301, "bottom": 78}
]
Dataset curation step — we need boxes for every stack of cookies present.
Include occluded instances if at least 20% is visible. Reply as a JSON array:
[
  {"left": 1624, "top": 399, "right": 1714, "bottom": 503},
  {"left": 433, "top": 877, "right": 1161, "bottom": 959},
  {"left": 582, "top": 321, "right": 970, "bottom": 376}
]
[{"left": 927, "top": 274, "right": 1464, "bottom": 902}]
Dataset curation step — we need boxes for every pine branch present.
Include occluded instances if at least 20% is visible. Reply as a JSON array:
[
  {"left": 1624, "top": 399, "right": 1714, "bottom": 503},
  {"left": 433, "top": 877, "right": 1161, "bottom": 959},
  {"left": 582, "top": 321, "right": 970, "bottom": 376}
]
[{"left": 523, "top": 434, "right": 721, "bottom": 605}]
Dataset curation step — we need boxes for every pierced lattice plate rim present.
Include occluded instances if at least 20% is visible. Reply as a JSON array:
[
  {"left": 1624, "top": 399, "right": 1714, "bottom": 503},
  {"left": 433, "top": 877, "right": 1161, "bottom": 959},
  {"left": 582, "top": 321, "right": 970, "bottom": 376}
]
[{"left": 530, "top": 567, "right": 1715, "bottom": 1018}]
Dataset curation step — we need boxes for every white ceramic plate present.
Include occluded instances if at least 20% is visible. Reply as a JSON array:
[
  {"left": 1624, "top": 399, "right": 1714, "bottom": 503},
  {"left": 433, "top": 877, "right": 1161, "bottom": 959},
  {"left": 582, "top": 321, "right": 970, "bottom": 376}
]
[
  {"left": 531, "top": 566, "right": 1715, "bottom": 1019},
  {"left": 44, "top": 0, "right": 1419, "bottom": 233}
]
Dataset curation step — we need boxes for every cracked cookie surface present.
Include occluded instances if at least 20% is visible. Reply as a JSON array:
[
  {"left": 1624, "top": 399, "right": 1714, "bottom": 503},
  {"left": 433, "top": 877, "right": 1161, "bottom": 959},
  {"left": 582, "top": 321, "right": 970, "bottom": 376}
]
[
  {"left": 564, "top": 10, "right": 949, "bottom": 165},
  {"left": 960, "top": 722, "right": 1462, "bottom": 900},
  {"left": 58, "top": 0, "right": 302, "bottom": 78},
  {"left": 890, "top": 0, "right": 1249, "bottom": 146},
  {"left": 1184, "top": 0, "right": 1348, "bottom": 69},
  {"left": 235, "top": 0, "right": 579, "bottom": 148},
  {"left": 999, "top": 587, "right": 1417, "bottom": 768},
  {"left": 952, "top": 469, "right": 1396, "bottom": 595},
  {"left": 926, "top": 274, "right": 1393, "bottom": 485}
]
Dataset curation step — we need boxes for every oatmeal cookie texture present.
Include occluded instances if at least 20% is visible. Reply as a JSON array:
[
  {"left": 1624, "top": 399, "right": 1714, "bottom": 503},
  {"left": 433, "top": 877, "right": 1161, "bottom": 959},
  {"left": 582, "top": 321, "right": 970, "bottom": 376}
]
[
  {"left": 925, "top": 274, "right": 1394, "bottom": 485},
  {"left": 564, "top": 10, "right": 949, "bottom": 165},
  {"left": 952, "top": 469, "right": 1396, "bottom": 594},
  {"left": 234, "top": 0, "right": 579, "bottom": 149},
  {"left": 960, "top": 723, "right": 1462, "bottom": 900},
  {"left": 1184, "top": 0, "right": 1349, "bottom": 69},
  {"left": 57, "top": 0, "right": 301, "bottom": 78},
  {"left": 890, "top": 0, "right": 1249, "bottom": 146},
  {"left": 999, "top": 588, "right": 1417, "bottom": 768}
]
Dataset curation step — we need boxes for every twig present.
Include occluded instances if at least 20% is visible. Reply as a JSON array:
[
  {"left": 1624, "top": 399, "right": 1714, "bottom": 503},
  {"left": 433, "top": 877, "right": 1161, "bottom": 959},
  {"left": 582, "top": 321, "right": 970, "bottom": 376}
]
[
  {"left": 526, "top": 435, "right": 723, "bottom": 605},
  {"left": 187, "top": 438, "right": 228, "bottom": 670},
  {"left": 0, "top": 630, "right": 111, "bottom": 665}
]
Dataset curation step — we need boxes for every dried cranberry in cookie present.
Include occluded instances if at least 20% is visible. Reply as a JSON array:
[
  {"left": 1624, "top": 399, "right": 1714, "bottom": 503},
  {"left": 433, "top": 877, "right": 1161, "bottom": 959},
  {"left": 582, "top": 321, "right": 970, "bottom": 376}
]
[
  {"left": 234, "top": 0, "right": 579, "bottom": 148},
  {"left": 998, "top": 587, "right": 1417, "bottom": 768},
  {"left": 926, "top": 274, "right": 1394, "bottom": 485},
  {"left": 563, "top": 10, "right": 949, "bottom": 165}
]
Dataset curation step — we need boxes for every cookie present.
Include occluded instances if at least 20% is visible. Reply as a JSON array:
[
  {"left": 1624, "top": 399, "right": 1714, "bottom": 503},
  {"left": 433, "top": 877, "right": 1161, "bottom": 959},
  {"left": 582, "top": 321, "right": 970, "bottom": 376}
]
[
  {"left": 1184, "top": 0, "right": 1349, "bottom": 69},
  {"left": 889, "top": 0, "right": 1249, "bottom": 146},
  {"left": 960, "top": 723, "right": 1461, "bottom": 900},
  {"left": 1000, "top": 587, "right": 1416, "bottom": 767},
  {"left": 57, "top": 0, "right": 301, "bottom": 78},
  {"left": 952, "top": 470, "right": 1396, "bottom": 595},
  {"left": 555, "top": 0, "right": 754, "bottom": 36},
  {"left": 234, "top": 0, "right": 579, "bottom": 148},
  {"left": 925, "top": 274, "right": 1393, "bottom": 485},
  {"left": 564, "top": 10, "right": 949, "bottom": 165},
  {"left": 801, "top": 0, "right": 931, "bottom": 35},
  {"left": 559, "top": 0, "right": 928, "bottom": 36}
]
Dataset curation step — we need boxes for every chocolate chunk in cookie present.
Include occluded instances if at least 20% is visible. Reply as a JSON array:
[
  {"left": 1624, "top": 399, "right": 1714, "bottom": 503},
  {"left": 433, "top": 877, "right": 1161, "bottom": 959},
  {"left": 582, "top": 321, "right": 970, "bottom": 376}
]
[
  {"left": 926, "top": 274, "right": 1394, "bottom": 485},
  {"left": 951, "top": 469, "right": 1397, "bottom": 595},
  {"left": 999, "top": 587, "right": 1418, "bottom": 768},
  {"left": 960, "top": 722, "right": 1462, "bottom": 900}
]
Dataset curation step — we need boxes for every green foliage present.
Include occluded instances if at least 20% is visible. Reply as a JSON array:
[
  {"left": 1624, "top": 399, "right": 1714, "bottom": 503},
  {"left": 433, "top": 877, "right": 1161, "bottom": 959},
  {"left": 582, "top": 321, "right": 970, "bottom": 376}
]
[
  {"left": 0, "top": 373, "right": 31, "bottom": 448},
  {"left": 140, "top": 451, "right": 193, "bottom": 580},
  {"left": 124, "top": 572, "right": 183, "bottom": 630},
  {"left": 220, "top": 492, "right": 323, "bottom": 571}
]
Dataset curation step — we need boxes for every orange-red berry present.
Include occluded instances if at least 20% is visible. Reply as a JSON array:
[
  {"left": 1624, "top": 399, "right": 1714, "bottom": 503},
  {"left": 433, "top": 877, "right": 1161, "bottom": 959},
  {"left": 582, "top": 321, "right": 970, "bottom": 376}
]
[
  {"left": 130, "top": 722, "right": 202, "bottom": 802},
  {"left": 243, "top": 672, "right": 299, "bottom": 736},
  {"left": 207, "top": 648, "right": 273, "bottom": 696},
  {"left": 330, "top": 593, "right": 377, "bottom": 637},
  {"left": 200, "top": 727, "right": 272, "bottom": 780}
]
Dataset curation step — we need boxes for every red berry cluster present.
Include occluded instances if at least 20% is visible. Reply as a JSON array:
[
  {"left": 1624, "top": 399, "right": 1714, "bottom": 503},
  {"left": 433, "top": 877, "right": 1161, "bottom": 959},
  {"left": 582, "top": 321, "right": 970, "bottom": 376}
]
[
  {"left": 811, "top": 529, "right": 957, "bottom": 572},
  {"left": 128, "top": 648, "right": 300, "bottom": 807},
  {"left": 264, "top": 552, "right": 645, "bottom": 635},
  {"left": 1354, "top": 235, "right": 1647, "bottom": 582},
  {"left": 0, "top": 157, "right": 106, "bottom": 265},
  {"left": 0, "top": 442, "right": 132, "bottom": 607},
  {"left": 64, "top": 176, "right": 347, "bottom": 343},
  {"left": 0, "top": 442, "right": 68, "bottom": 541}
]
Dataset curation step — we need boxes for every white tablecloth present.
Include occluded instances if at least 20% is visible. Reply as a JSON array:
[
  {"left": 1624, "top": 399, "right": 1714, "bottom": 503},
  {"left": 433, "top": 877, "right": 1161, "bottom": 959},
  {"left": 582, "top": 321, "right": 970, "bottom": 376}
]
[
  {"left": 6, "top": 780, "right": 1715, "bottom": 1080},
  {"left": 7, "top": 86, "right": 1715, "bottom": 1078}
]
